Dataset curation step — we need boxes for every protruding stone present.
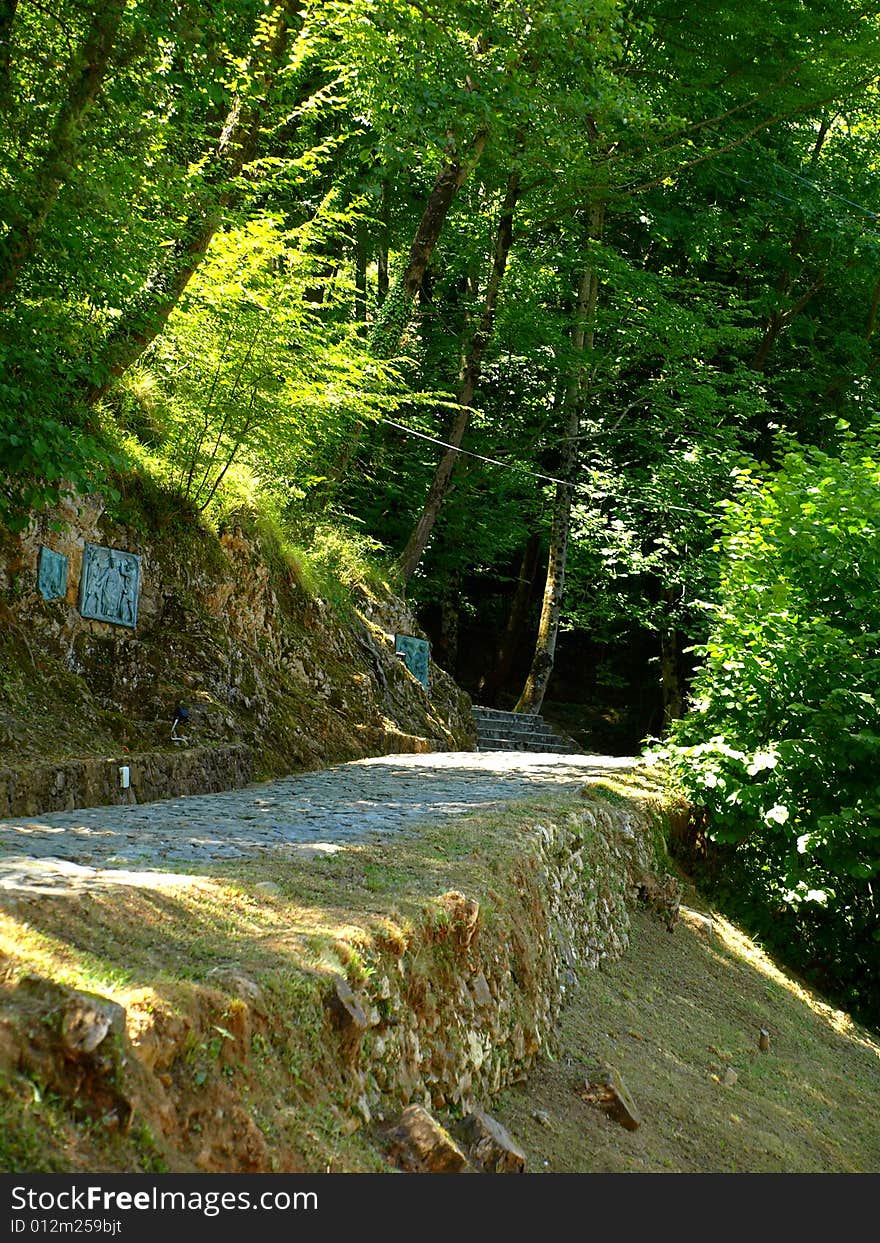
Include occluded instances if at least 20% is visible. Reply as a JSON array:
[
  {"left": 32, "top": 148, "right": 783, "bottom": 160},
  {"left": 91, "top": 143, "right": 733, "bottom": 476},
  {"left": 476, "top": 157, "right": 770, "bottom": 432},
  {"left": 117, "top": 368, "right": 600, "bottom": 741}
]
[
  {"left": 61, "top": 996, "right": 120, "bottom": 1054},
  {"left": 758, "top": 1028, "right": 770, "bottom": 1052},
  {"left": 12, "top": 977, "right": 126, "bottom": 1058},
  {"left": 461, "top": 1108, "right": 526, "bottom": 1173},
  {"left": 387, "top": 1104, "right": 470, "bottom": 1173},
  {"left": 581, "top": 1065, "right": 642, "bottom": 1131},
  {"left": 325, "top": 975, "right": 368, "bottom": 1033},
  {"left": 4, "top": 977, "right": 131, "bottom": 1126},
  {"left": 722, "top": 1066, "right": 738, "bottom": 1087},
  {"left": 435, "top": 890, "right": 480, "bottom": 947},
  {"left": 466, "top": 1029, "right": 486, "bottom": 1069},
  {"left": 470, "top": 971, "right": 493, "bottom": 1008},
  {"left": 206, "top": 967, "right": 263, "bottom": 1006}
]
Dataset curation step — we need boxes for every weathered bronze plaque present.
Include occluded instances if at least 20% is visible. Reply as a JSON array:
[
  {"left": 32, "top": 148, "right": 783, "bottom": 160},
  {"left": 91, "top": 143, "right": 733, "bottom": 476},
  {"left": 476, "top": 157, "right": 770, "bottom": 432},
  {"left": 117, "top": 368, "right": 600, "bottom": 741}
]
[
  {"left": 37, "top": 546, "right": 68, "bottom": 601},
  {"left": 78, "top": 544, "right": 141, "bottom": 627},
  {"left": 395, "top": 633, "right": 430, "bottom": 689}
]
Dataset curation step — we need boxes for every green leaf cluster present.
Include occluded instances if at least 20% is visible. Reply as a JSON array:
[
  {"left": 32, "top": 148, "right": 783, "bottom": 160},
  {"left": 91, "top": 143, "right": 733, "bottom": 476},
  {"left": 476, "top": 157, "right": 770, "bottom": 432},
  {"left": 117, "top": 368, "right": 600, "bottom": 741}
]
[{"left": 657, "top": 434, "right": 880, "bottom": 1021}]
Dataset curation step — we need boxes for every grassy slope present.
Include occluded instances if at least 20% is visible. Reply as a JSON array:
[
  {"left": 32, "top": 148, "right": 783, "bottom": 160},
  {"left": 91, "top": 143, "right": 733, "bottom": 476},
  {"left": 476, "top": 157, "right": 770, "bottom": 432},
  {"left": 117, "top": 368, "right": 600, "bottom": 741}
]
[{"left": 492, "top": 899, "right": 880, "bottom": 1172}]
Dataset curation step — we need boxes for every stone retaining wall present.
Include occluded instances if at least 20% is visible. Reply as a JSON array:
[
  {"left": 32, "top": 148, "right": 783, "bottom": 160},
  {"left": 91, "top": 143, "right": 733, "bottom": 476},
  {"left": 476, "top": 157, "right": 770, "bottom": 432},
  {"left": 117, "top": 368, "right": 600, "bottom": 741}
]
[
  {"left": 0, "top": 730, "right": 455, "bottom": 818},
  {"left": 0, "top": 792, "right": 672, "bottom": 1172},
  {"left": 0, "top": 744, "right": 254, "bottom": 817},
  {"left": 323, "top": 800, "right": 662, "bottom": 1124}
]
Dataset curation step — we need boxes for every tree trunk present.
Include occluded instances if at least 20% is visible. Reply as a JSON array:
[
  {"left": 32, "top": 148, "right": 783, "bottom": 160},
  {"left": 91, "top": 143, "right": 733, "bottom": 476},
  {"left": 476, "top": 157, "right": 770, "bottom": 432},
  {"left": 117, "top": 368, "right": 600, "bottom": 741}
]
[
  {"left": 86, "top": 1, "right": 301, "bottom": 401},
  {"left": 369, "top": 128, "right": 487, "bottom": 359},
  {"left": 0, "top": 0, "right": 18, "bottom": 112},
  {"left": 354, "top": 219, "right": 367, "bottom": 325},
  {"left": 0, "top": 0, "right": 126, "bottom": 301},
  {"left": 746, "top": 124, "right": 830, "bottom": 374},
  {"left": 515, "top": 202, "right": 604, "bottom": 715},
  {"left": 748, "top": 273, "right": 824, "bottom": 371},
  {"left": 377, "top": 178, "right": 390, "bottom": 305},
  {"left": 478, "top": 531, "right": 542, "bottom": 705},
  {"left": 396, "top": 167, "right": 520, "bottom": 583},
  {"left": 438, "top": 575, "right": 461, "bottom": 673},
  {"left": 660, "top": 595, "right": 684, "bottom": 725},
  {"left": 865, "top": 273, "right": 880, "bottom": 342}
]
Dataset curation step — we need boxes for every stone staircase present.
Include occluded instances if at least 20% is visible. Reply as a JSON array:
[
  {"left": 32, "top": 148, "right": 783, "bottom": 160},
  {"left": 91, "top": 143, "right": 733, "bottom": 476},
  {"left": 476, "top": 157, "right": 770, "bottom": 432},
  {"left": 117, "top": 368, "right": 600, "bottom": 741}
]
[{"left": 471, "top": 706, "right": 577, "bottom": 754}]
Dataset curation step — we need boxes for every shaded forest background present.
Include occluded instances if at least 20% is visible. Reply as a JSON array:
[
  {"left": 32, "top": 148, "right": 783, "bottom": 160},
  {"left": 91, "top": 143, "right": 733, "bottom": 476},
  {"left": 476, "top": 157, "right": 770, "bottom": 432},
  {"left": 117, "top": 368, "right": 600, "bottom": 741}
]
[{"left": 3, "top": 0, "right": 880, "bottom": 1025}]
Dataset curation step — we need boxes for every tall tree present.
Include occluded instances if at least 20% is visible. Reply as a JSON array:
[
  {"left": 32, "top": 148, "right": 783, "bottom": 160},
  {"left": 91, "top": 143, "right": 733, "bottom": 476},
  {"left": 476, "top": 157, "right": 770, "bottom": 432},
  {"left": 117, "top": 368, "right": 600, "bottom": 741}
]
[
  {"left": 477, "top": 531, "right": 542, "bottom": 704},
  {"left": 0, "top": 0, "right": 126, "bottom": 301},
  {"left": 516, "top": 202, "right": 604, "bottom": 714},
  {"left": 369, "top": 127, "right": 488, "bottom": 358},
  {"left": 87, "top": 0, "right": 305, "bottom": 401},
  {"left": 396, "top": 165, "right": 520, "bottom": 582}
]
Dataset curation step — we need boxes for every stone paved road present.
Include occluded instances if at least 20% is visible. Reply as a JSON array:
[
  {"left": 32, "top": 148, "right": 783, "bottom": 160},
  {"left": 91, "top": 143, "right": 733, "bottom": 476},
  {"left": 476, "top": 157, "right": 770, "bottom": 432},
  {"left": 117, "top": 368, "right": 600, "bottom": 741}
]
[{"left": 0, "top": 751, "right": 641, "bottom": 894}]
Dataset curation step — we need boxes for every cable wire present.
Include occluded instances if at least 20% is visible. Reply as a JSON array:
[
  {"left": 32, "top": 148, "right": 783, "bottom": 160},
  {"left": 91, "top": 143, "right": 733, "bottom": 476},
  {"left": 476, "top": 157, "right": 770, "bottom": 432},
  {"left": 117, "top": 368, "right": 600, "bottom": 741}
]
[{"left": 378, "top": 416, "right": 717, "bottom": 517}]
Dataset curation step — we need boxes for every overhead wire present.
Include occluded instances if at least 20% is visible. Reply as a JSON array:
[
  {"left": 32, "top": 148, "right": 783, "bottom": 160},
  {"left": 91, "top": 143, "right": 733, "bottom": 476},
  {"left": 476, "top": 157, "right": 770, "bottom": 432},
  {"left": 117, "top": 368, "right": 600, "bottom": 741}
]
[
  {"left": 379, "top": 415, "right": 570, "bottom": 487},
  {"left": 377, "top": 416, "right": 717, "bottom": 518},
  {"left": 377, "top": 154, "right": 880, "bottom": 525},
  {"left": 721, "top": 159, "right": 880, "bottom": 226},
  {"left": 773, "top": 162, "right": 880, "bottom": 221}
]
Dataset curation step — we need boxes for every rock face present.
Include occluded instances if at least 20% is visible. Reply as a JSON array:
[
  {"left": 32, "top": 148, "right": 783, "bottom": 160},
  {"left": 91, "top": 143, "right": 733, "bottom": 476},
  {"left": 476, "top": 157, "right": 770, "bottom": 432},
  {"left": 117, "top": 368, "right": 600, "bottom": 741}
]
[
  {"left": 325, "top": 975, "right": 370, "bottom": 1049},
  {"left": 387, "top": 1105, "right": 470, "bottom": 1173},
  {"left": 0, "top": 977, "right": 132, "bottom": 1127},
  {"left": 461, "top": 1109, "right": 526, "bottom": 1173},
  {"left": 0, "top": 490, "right": 474, "bottom": 812}
]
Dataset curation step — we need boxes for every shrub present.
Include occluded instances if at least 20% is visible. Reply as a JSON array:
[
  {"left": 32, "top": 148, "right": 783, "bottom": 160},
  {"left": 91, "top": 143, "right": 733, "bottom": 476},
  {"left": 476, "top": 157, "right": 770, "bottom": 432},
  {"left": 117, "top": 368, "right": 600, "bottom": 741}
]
[{"left": 654, "top": 434, "right": 880, "bottom": 1023}]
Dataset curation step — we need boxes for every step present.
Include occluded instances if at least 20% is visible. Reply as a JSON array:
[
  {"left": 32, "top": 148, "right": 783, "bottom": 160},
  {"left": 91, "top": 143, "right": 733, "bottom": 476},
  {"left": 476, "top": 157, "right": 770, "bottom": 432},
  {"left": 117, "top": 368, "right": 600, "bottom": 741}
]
[
  {"left": 475, "top": 732, "right": 578, "bottom": 751},
  {"left": 475, "top": 723, "right": 559, "bottom": 739},
  {"left": 476, "top": 741, "right": 575, "bottom": 754},
  {"left": 473, "top": 719, "right": 558, "bottom": 734},
  {"left": 475, "top": 725, "right": 572, "bottom": 741},
  {"left": 477, "top": 725, "right": 559, "bottom": 740},
  {"left": 474, "top": 724, "right": 557, "bottom": 740},
  {"left": 472, "top": 707, "right": 544, "bottom": 725},
  {"left": 471, "top": 705, "right": 578, "bottom": 754},
  {"left": 473, "top": 712, "right": 548, "bottom": 726}
]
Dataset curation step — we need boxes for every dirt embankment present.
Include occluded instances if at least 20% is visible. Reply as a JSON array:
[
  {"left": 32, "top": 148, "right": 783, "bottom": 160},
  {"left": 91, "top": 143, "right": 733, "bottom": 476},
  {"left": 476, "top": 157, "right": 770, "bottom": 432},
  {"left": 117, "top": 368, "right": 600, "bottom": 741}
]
[
  {"left": 0, "top": 779, "right": 676, "bottom": 1173},
  {"left": 3, "top": 773, "right": 878, "bottom": 1174},
  {"left": 0, "top": 489, "right": 473, "bottom": 815}
]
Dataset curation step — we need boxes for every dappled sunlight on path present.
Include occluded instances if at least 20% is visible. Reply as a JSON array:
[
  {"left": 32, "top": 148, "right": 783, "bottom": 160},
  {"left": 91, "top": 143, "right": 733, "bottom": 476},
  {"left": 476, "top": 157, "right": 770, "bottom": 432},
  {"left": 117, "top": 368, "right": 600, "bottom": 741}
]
[{"left": 0, "top": 751, "right": 648, "bottom": 891}]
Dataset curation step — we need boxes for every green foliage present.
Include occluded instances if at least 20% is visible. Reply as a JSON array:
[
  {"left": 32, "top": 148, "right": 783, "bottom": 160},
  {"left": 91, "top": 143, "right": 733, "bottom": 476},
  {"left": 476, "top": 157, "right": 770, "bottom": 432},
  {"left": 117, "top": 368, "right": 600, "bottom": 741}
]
[
  {"left": 5, "top": 0, "right": 880, "bottom": 1025},
  {"left": 0, "top": 409, "right": 119, "bottom": 531},
  {"left": 143, "top": 212, "right": 405, "bottom": 513},
  {"left": 655, "top": 433, "right": 880, "bottom": 1022},
  {"left": 292, "top": 521, "right": 392, "bottom": 615}
]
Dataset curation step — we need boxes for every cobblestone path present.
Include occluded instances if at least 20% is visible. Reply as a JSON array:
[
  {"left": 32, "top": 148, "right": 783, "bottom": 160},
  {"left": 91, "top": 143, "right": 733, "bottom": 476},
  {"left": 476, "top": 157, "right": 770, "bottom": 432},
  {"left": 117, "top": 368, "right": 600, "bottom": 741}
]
[{"left": 0, "top": 751, "right": 640, "bottom": 893}]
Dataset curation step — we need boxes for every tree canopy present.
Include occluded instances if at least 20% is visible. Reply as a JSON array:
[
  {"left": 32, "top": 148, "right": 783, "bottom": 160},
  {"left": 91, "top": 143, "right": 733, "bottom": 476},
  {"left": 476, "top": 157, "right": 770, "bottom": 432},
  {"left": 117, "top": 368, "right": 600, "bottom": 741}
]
[{"left": 4, "top": 0, "right": 880, "bottom": 1022}]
